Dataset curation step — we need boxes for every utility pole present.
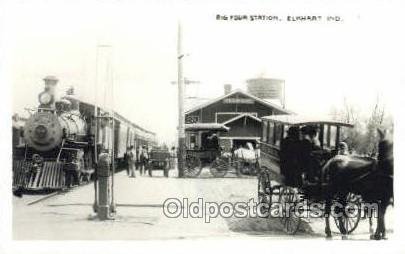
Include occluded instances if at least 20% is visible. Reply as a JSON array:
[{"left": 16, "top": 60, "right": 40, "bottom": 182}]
[{"left": 177, "top": 21, "right": 185, "bottom": 178}]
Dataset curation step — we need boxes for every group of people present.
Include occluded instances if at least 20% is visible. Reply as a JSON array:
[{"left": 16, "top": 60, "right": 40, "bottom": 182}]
[
  {"left": 125, "top": 145, "right": 149, "bottom": 178},
  {"left": 280, "top": 125, "right": 349, "bottom": 187}
]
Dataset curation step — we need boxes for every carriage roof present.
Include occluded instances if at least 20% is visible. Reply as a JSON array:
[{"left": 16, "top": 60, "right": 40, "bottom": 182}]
[
  {"left": 185, "top": 123, "right": 230, "bottom": 131},
  {"left": 261, "top": 114, "right": 354, "bottom": 128}
]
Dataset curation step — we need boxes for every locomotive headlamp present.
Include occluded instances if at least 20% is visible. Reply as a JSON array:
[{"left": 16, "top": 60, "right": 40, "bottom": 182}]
[{"left": 39, "top": 92, "right": 52, "bottom": 105}]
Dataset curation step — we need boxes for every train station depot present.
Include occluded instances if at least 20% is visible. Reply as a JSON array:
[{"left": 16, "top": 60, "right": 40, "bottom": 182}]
[{"left": 185, "top": 80, "right": 292, "bottom": 151}]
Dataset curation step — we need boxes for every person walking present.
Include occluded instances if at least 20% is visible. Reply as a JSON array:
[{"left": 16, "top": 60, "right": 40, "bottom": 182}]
[
  {"left": 139, "top": 145, "right": 149, "bottom": 176},
  {"left": 124, "top": 147, "right": 130, "bottom": 176},
  {"left": 128, "top": 146, "right": 136, "bottom": 178},
  {"left": 135, "top": 146, "right": 140, "bottom": 172}
]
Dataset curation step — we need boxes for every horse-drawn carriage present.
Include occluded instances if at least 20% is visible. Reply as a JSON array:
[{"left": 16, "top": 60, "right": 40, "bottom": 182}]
[
  {"left": 184, "top": 123, "right": 242, "bottom": 177},
  {"left": 257, "top": 114, "right": 363, "bottom": 235}
]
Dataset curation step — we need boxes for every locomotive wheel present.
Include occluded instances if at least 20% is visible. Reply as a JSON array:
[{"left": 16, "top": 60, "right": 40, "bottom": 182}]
[
  {"left": 77, "top": 171, "right": 83, "bottom": 186},
  {"left": 279, "top": 186, "right": 302, "bottom": 235},
  {"left": 184, "top": 156, "right": 202, "bottom": 177},
  {"left": 333, "top": 192, "right": 361, "bottom": 234},
  {"left": 209, "top": 157, "right": 228, "bottom": 178},
  {"left": 257, "top": 170, "right": 272, "bottom": 217},
  {"left": 77, "top": 157, "right": 85, "bottom": 186},
  {"left": 83, "top": 172, "right": 91, "bottom": 183}
]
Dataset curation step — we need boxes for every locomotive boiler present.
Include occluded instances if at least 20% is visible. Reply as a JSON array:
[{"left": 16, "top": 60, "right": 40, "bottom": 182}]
[{"left": 24, "top": 109, "right": 88, "bottom": 152}]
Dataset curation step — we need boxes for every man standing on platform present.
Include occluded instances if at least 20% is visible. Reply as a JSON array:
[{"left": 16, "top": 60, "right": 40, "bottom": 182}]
[
  {"left": 128, "top": 146, "right": 136, "bottom": 178},
  {"left": 139, "top": 145, "right": 149, "bottom": 176}
]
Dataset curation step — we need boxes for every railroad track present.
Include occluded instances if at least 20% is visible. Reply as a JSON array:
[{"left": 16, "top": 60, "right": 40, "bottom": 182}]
[
  {"left": 23, "top": 181, "right": 94, "bottom": 206},
  {"left": 22, "top": 167, "right": 127, "bottom": 206}
]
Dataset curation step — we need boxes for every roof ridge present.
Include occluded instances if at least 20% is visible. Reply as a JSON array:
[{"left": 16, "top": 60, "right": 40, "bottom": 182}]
[{"left": 185, "top": 89, "right": 292, "bottom": 114}]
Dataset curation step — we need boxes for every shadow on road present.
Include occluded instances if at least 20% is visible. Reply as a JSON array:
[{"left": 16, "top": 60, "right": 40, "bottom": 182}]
[{"left": 224, "top": 216, "right": 320, "bottom": 237}]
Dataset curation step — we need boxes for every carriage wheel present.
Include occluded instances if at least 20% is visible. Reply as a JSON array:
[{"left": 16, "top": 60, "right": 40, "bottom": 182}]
[
  {"left": 333, "top": 192, "right": 361, "bottom": 234},
  {"left": 184, "top": 156, "right": 202, "bottom": 177},
  {"left": 234, "top": 160, "right": 242, "bottom": 177},
  {"left": 209, "top": 157, "right": 228, "bottom": 177},
  {"left": 279, "top": 186, "right": 302, "bottom": 235},
  {"left": 257, "top": 170, "right": 272, "bottom": 217},
  {"left": 251, "top": 160, "right": 260, "bottom": 176}
]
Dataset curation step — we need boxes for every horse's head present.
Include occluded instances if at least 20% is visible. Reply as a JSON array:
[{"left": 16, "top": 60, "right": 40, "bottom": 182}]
[{"left": 377, "top": 128, "right": 393, "bottom": 175}]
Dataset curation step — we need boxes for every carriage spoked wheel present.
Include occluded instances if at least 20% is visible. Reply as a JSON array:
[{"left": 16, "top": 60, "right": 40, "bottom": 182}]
[
  {"left": 257, "top": 170, "right": 272, "bottom": 216},
  {"left": 209, "top": 157, "right": 229, "bottom": 178},
  {"left": 278, "top": 186, "right": 302, "bottom": 235},
  {"left": 184, "top": 155, "right": 202, "bottom": 178},
  {"left": 333, "top": 192, "right": 361, "bottom": 234}
]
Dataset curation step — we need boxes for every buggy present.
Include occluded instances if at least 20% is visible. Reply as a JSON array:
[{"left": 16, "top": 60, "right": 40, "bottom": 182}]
[
  {"left": 257, "top": 114, "right": 362, "bottom": 235},
  {"left": 184, "top": 123, "right": 240, "bottom": 177}
]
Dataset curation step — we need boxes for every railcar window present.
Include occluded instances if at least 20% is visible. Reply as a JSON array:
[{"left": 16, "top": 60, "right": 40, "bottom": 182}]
[
  {"left": 262, "top": 121, "right": 268, "bottom": 142},
  {"left": 323, "top": 125, "right": 330, "bottom": 147},
  {"left": 283, "top": 125, "right": 289, "bottom": 138},
  {"left": 268, "top": 122, "right": 274, "bottom": 144},
  {"left": 330, "top": 126, "right": 337, "bottom": 149},
  {"left": 340, "top": 128, "right": 349, "bottom": 142},
  {"left": 274, "top": 124, "right": 282, "bottom": 147}
]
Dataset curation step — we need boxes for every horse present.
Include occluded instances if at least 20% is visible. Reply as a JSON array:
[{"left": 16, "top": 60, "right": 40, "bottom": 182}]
[{"left": 321, "top": 129, "right": 393, "bottom": 240}]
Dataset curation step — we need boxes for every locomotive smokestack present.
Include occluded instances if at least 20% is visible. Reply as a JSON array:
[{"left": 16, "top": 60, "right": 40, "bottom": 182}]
[
  {"left": 43, "top": 75, "right": 58, "bottom": 95},
  {"left": 39, "top": 76, "right": 58, "bottom": 110}
]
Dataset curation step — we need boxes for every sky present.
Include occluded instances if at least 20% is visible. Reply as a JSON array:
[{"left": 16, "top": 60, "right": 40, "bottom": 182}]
[{"left": 4, "top": 0, "right": 403, "bottom": 145}]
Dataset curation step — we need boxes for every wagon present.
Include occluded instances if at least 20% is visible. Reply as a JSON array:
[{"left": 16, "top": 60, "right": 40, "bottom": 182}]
[
  {"left": 257, "top": 114, "right": 361, "bottom": 235},
  {"left": 148, "top": 148, "right": 171, "bottom": 177},
  {"left": 184, "top": 123, "right": 237, "bottom": 177}
]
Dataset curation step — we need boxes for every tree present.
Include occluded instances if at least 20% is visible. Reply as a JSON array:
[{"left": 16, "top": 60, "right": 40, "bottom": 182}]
[
  {"left": 330, "top": 98, "right": 364, "bottom": 154},
  {"left": 329, "top": 95, "right": 391, "bottom": 156},
  {"left": 363, "top": 94, "right": 387, "bottom": 156}
]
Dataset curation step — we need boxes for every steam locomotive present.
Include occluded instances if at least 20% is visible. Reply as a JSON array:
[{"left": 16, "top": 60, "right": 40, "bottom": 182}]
[{"left": 12, "top": 76, "right": 156, "bottom": 191}]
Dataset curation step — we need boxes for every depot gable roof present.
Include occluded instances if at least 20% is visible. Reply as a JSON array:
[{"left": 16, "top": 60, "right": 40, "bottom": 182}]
[{"left": 185, "top": 89, "right": 293, "bottom": 115}]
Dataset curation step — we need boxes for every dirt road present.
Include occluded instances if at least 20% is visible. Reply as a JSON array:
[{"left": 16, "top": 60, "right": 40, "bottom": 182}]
[{"left": 13, "top": 169, "right": 393, "bottom": 240}]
